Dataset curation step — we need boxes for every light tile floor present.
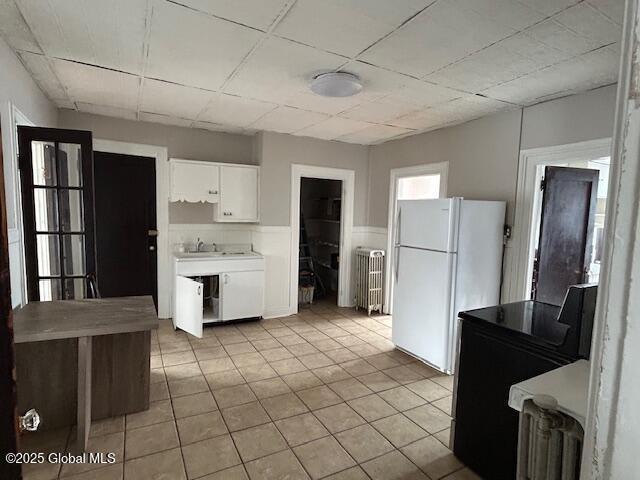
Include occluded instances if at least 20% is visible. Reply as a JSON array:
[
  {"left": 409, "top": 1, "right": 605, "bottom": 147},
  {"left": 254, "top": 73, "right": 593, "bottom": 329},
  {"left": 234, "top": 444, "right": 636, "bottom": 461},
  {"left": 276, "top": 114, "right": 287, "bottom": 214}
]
[{"left": 20, "top": 301, "right": 481, "bottom": 480}]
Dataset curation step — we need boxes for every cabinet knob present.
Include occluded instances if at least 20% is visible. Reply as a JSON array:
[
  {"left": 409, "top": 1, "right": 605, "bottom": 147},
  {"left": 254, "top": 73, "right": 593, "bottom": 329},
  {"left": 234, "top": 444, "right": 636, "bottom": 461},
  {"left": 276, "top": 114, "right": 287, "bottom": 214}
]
[{"left": 209, "top": 190, "right": 218, "bottom": 195}]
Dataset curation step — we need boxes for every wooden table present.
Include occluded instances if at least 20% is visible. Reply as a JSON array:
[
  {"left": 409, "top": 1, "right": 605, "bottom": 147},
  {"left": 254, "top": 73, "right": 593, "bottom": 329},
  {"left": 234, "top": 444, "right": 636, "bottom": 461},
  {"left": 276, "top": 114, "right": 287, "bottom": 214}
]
[{"left": 13, "top": 296, "right": 158, "bottom": 452}]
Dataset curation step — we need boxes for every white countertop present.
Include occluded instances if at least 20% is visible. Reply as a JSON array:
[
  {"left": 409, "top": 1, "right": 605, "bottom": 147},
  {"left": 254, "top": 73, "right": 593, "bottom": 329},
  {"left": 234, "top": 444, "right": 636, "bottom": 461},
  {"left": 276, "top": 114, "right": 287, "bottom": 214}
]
[
  {"left": 508, "top": 359, "right": 590, "bottom": 427},
  {"left": 174, "top": 251, "right": 263, "bottom": 261}
]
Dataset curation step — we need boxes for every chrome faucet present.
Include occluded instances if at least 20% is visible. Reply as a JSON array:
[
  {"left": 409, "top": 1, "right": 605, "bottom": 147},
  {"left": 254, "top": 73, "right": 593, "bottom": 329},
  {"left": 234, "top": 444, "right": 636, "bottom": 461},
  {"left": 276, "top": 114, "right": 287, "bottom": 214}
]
[{"left": 196, "top": 238, "right": 204, "bottom": 252}]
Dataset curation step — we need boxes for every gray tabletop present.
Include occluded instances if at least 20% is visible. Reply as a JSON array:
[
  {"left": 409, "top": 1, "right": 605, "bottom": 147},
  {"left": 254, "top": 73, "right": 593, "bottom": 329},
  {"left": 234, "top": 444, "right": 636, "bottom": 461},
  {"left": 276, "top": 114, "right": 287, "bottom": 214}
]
[{"left": 13, "top": 296, "right": 159, "bottom": 343}]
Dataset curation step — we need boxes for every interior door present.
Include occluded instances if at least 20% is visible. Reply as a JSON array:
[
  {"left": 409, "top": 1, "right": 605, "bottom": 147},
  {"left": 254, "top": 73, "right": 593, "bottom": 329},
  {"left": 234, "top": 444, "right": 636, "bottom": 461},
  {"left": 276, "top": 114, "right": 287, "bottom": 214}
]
[
  {"left": 18, "top": 127, "right": 95, "bottom": 301},
  {"left": 220, "top": 166, "right": 258, "bottom": 220},
  {"left": 175, "top": 276, "right": 203, "bottom": 338},
  {"left": 221, "top": 271, "right": 264, "bottom": 320},
  {"left": 535, "top": 166, "right": 599, "bottom": 306},
  {"left": 94, "top": 152, "right": 157, "bottom": 308},
  {"left": 392, "top": 246, "right": 454, "bottom": 372}
]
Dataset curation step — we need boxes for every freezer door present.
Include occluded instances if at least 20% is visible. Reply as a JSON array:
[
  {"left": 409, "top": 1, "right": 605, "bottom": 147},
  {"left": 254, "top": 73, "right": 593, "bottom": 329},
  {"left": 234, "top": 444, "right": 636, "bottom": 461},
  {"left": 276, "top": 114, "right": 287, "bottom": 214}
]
[
  {"left": 392, "top": 246, "right": 456, "bottom": 372},
  {"left": 397, "top": 198, "right": 458, "bottom": 252},
  {"left": 174, "top": 275, "right": 203, "bottom": 338}
]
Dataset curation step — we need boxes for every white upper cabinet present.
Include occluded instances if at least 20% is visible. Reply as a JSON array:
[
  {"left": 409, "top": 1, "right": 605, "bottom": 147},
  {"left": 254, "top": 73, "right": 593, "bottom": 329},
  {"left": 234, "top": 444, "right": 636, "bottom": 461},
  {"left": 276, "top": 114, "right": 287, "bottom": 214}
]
[
  {"left": 215, "top": 165, "right": 259, "bottom": 223},
  {"left": 170, "top": 159, "right": 219, "bottom": 203}
]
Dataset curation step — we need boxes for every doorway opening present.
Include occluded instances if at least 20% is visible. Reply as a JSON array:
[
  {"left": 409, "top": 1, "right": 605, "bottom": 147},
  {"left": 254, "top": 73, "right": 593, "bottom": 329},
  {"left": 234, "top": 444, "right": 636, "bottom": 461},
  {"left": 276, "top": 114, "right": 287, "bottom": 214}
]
[
  {"left": 385, "top": 162, "right": 449, "bottom": 314},
  {"left": 299, "top": 178, "right": 342, "bottom": 306}
]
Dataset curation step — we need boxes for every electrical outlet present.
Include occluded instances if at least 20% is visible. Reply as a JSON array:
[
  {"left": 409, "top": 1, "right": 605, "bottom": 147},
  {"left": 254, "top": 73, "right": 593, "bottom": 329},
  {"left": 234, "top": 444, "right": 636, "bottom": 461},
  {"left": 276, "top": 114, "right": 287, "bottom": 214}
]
[{"left": 504, "top": 224, "right": 512, "bottom": 239}]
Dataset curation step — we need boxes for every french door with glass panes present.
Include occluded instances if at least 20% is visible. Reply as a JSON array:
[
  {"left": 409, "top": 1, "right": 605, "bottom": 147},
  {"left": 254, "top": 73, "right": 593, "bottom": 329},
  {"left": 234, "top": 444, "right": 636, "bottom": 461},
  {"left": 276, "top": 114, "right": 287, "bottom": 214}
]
[{"left": 18, "top": 127, "right": 96, "bottom": 302}]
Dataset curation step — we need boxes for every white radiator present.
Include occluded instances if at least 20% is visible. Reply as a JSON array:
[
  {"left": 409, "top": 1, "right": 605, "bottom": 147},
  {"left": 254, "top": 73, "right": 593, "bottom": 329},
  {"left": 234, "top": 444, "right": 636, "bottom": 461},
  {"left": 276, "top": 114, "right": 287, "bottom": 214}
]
[
  {"left": 354, "top": 248, "right": 385, "bottom": 315},
  {"left": 517, "top": 396, "right": 584, "bottom": 480}
]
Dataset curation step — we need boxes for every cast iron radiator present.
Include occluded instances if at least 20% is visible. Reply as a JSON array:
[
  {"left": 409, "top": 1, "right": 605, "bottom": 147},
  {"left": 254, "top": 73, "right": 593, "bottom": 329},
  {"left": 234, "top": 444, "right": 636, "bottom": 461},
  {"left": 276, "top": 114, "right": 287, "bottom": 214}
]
[{"left": 354, "top": 248, "right": 384, "bottom": 315}]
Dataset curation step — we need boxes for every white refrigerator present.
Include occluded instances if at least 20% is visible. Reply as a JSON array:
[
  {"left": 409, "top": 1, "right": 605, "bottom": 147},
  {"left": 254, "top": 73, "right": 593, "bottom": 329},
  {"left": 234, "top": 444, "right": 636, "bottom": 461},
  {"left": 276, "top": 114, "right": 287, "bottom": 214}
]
[{"left": 392, "top": 197, "right": 506, "bottom": 374}]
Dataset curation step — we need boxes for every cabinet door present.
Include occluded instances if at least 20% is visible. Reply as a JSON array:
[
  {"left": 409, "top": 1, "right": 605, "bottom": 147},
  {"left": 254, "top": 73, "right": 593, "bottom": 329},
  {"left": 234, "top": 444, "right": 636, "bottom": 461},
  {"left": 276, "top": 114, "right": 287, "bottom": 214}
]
[
  {"left": 221, "top": 271, "right": 264, "bottom": 320},
  {"left": 174, "top": 276, "right": 203, "bottom": 338},
  {"left": 218, "top": 166, "right": 258, "bottom": 221},
  {"left": 171, "top": 161, "right": 219, "bottom": 203}
]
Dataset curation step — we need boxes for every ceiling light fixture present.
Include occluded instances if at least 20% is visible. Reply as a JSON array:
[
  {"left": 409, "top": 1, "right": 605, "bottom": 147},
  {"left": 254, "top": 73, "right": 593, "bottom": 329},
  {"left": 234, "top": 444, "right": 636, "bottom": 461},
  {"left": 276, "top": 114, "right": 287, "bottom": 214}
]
[{"left": 310, "top": 72, "right": 362, "bottom": 97}]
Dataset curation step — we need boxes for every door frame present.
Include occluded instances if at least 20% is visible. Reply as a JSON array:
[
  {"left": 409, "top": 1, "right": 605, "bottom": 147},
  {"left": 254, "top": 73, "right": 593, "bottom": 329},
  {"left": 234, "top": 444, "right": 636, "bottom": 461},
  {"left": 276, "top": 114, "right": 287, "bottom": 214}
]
[
  {"left": 93, "top": 139, "right": 169, "bottom": 318},
  {"left": 508, "top": 138, "right": 611, "bottom": 303},
  {"left": 290, "top": 164, "right": 354, "bottom": 310},
  {"left": 384, "top": 162, "right": 449, "bottom": 314}
]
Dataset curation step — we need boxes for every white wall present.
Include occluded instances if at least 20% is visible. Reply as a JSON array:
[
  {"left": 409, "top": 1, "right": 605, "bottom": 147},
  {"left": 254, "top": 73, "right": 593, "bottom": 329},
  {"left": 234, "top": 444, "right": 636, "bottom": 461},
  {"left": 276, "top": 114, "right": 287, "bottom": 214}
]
[{"left": 0, "top": 36, "right": 58, "bottom": 307}]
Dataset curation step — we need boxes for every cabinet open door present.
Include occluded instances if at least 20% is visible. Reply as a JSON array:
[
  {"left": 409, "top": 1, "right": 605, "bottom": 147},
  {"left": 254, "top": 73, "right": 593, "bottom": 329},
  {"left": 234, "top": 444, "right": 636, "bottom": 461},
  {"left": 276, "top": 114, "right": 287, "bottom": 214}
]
[{"left": 174, "top": 276, "right": 203, "bottom": 338}]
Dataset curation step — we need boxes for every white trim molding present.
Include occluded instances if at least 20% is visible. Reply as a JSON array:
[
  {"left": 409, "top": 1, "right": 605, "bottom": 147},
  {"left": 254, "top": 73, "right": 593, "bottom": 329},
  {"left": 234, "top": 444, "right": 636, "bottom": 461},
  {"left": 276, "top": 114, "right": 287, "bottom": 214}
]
[
  {"left": 508, "top": 138, "right": 611, "bottom": 303},
  {"left": 290, "top": 164, "right": 355, "bottom": 311},
  {"left": 93, "top": 139, "right": 170, "bottom": 318},
  {"left": 384, "top": 162, "right": 449, "bottom": 314}
]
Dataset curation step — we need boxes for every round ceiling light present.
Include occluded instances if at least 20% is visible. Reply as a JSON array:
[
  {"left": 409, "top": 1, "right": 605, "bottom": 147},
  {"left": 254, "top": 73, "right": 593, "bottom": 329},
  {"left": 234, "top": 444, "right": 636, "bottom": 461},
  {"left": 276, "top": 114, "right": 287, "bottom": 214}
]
[{"left": 310, "top": 72, "right": 363, "bottom": 97}]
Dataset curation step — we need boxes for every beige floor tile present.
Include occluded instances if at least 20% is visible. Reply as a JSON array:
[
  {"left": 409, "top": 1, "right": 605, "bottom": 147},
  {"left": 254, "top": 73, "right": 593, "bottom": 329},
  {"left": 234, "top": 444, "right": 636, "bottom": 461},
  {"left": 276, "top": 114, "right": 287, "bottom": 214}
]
[
  {"left": 238, "top": 363, "right": 279, "bottom": 382},
  {"left": 287, "top": 343, "right": 320, "bottom": 356},
  {"left": 312, "top": 365, "right": 351, "bottom": 384},
  {"left": 298, "top": 352, "right": 334, "bottom": 369},
  {"left": 150, "top": 368, "right": 166, "bottom": 385},
  {"left": 249, "top": 377, "right": 292, "bottom": 399},
  {"left": 267, "top": 327, "right": 295, "bottom": 338},
  {"left": 434, "top": 428, "right": 451, "bottom": 447},
  {"left": 245, "top": 449, "right": 309, "bottom": 480},
  {"left": 432, "top": 395, "right": 453, "bottom": 415},
  {"left": 220, "top": 335, "right": 250, "bottom": 346},
  {"left": 126, "top": 400, "right": 174, "bottom": 429},
  {"left": 293, "top": 436, "right": 356, "bottom": 479},
  {"left": 347, "top": 394, "right": 397, "bottom": 422},
  {"left": 339, "top": 359, "right": 377, "bottom": 376},
  {"left": 222, "top": 401, "right": 271, "bottom": 432},
  {"left": 90, "top": 416, "right": 125, "bottom": 438},
  {"left": 162, "top": 350, "right": 196, "bottom": 367},
  {"left": 404, "top": 404, "right": 452, "bottom": 433},
  {"left": 261, "top": 392, "right": 308, "bottom": 420},
  {"left": 206, "top": 369, "right": 246, "bottom": 390},
  {"left": 149, "top": 381, "right": 170, "bottom": 401},
  {"left": 323, "top": 348, "right": 359, "bottom": 363},
  {"left": 182, "top": 434, "right": 241, "bottom": 479},
  {"left": 405, "top": 361, "right": 440, "bottom": 377},
  {"left": 225, "top": 341, "right": 257, "bottom": 355},
  {"left": 150, "top": 355, "right": 162, "bottom": 369},
  {"left": 275, "top": 413, "right": 329, "bottom": 447},
  {"left": 168, "top": 375, "right": 209, "bottom": 398},
  {"left": 405, "top": 379, "right": 451, "bottom": 402},
  {"left": 328, "top": 378, "right": 373, "bottom": 401},
  {"left": 297, "top": 385, "right": 343, "bottom": 410},
  {"left": 334, "top": 424, "right": 394, "bottom": 463},
  {"left": 189, "top": 336, "right": 221, "bottom": 350},
  {"left": 260, "top": 347, "right": 294, "bottom": 362},
  {"left": 442, "top": 467, "right": 482, "bottom": 480},
  {"left": 198, "top": 465, "right": 249, "bottom": 480},
  {"left": 61, "top": 432, "right": 124, "bottom": 476},
  {"left": 378, "top": 386, "right": 427, "bottom": 412},
  {"left": 361, "top": 450, "right": 428, "bottom": 480},
  {"left": 231, "top": 352, "right": 266, "bottom": 368},
  {"left": 365, "top": 353, "right": 402, "bottom": 370},
  {"left": 282, "top": 371, "right": 323, "bottom": 391},
  {"left": 310, "top": 338, "right": 342, "bottom": 352},
  {"left": 200, "top": 357, "right": 236, "bottom": 374},
  {"left": 177, "top": 411, "right": 228, "bottom": 445},
  {"left": 431, "top": 375, "right": 455, "bottom": 391},
  {"left": 313, "top": 403, "right": 365, "bottom": 433},
  {"left": 251, "top": 338, "right": 282, "bottom": 351},
  {"left": 270, "top": 357, "right": 307, "bottom": 375},
  {"left": 22, "top": 460, "right": 61, "bottom": 480},
  {"left": 159, "top": 341, "right": 191, "bottom": 354},
  {"left": 214, "top": 384, "right": 257, "bottom": 408},
  {"left": 401, "top": 436, "right": 463, "bottom": 479},
  {"left": 371, "top": 413, "right": 428, "bottom": 448},
  {"left": 61, "top": 463, "right": 123, "bottom": 480},
  {"left": 277, "top": 334, "right": 307, "bottom": 346},
  {"left": 322, "top": 466, "right": 369, "bottom": 480},
  {"left": 172, "top": 391, "right": 218, "bottom": 418},
  {"left": 193, "top": 346, "right": 228, "bottom": 361},
  {"left": 356, "top": 371, "right": 400, "bottom": 393},
  {"left": 349, "top": 343, "right": 382, "bottom": 357},
  {"left": 164, "top": 362, "right": 202, "bottom": 381},
  {"left": 232, "top": 423, "right": 288, "bottom": 462},
  {"left": 383, "top": 365, "right": 425, "bottom": 384},
  {"left": 125, "top": 421, "right": 179, "bottom": 459}
]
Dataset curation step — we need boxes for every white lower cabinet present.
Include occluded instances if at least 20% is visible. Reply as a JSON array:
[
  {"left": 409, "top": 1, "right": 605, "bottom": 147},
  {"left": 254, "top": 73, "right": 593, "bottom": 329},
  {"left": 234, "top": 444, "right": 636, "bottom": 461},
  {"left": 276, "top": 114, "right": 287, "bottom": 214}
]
[{"left": 221, "top": 271, "right": 264, "bottom": 321}]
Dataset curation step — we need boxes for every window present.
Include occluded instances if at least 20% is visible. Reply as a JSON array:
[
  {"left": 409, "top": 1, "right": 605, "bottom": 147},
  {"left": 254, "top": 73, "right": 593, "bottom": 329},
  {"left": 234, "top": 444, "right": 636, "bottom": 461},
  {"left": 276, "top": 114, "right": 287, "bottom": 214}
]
[{"left": 397, "top": 174, "right": 441, "bottom": 200}]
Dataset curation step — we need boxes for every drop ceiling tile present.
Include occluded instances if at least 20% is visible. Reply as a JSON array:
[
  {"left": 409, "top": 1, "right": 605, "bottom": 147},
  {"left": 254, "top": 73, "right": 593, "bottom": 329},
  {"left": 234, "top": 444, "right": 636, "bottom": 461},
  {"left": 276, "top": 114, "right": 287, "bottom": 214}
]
[
  {"left": 359, "top": 0, "right": 516, "bottom": 77},
  {"left": 340, "top": 96, "right": 420, "bottom": 123},
  {"left": 193, "top": 121, "right": 253, "bottom": 136},
  {"left": 169, "top": 0, "right": 290, "bottom": 30},
  {"left": 75, "top": 102, "right": 137, "bottom": 120},
  {"left": 250, "top": 106, "right": 329, "bottom": 133},
  {"left": 17, "top": 52, "right": 68, "bottom": 101},
  {"left": 432, "top": 94, "right": 513, "bottom": 120},
  {"left": 294, "top": 116, "right": 375, "bottom": 140},
  {"left": 141, "top": 79, "right": 217, "bottom": 119},
  {"left": 337, "top": 124, "right": 414, "bottom": 144},
  {"left": 275, "top": 0, "right": 433, "bottom": 57},
  {"left": 386, "top": 79, "right": 463, "bottom": 107},
  {"left": 388, "top": 108, "right": 454, "bottom": 130},
  {"left": 523, "top": 19, "right": 603, "bottom": 56},
  {"left": 146, "top": 1, "right": 263, "bottom": 90},
  {"left": 453, "top": 0, "right": 546, "bottom": 31},
  {"left": 554, "top": 3, "right": 621, "bottom": 46},
  {"left": 224, "top": 36, "right": 347, "bottom": 105},
  {"left": 587, "top": 0, "right": 625, "bottom": 25},
  {"left": 198, "top": 94, "right": 277, "bottom": 127},
  {"left": 0, "top": 0, "right": 41, "bottom": 53},
  {"left": 282, "top": 90, "right": 366, "bottom": 115},
  {"left": 139, "top": 112, "right": 194, "bottom": 128},
  {"left": 16, "top": 0, "right": 147, "bottom": 73},
  {"left": 517, "top": 0, "right": 581, "bottom": 17},
  {"left": 53, "top": 59, "right": 140, "bottom": 109}
]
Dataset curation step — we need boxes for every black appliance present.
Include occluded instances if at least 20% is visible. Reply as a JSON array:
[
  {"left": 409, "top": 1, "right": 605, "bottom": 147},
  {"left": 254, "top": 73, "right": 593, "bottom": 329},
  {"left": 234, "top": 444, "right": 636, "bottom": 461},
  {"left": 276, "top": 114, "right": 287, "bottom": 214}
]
[{"left": 452, "top": 284, "right": 597, "bottom": 480}]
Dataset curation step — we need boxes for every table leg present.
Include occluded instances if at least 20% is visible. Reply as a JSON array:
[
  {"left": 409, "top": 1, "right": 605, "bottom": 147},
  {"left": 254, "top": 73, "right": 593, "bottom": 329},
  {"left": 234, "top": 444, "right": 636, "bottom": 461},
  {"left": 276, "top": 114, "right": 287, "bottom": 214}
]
[{"left": 77, "top": 336, "right": 92, "bottom": 452}]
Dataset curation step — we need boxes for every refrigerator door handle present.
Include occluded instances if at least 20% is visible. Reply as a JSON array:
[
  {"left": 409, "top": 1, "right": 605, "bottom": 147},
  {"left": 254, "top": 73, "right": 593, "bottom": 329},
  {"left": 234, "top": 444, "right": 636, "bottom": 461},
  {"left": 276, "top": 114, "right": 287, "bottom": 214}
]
[
  {"left": 395, "top": 247, "right": 400, "bottom": 280},
  {"left": 395, "top": 208, "right": 402, "bottom": 246}
]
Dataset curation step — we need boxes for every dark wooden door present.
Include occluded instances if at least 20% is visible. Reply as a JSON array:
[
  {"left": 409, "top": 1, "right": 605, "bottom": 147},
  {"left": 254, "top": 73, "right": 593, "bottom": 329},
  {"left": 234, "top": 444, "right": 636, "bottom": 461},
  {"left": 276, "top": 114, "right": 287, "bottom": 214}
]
[
  {"left": 0, "top": 128, "right": 20, "bottom": 479},
  {"left": 94, "top": 152, "right": 157, "bottom": 308},
  {"left": 534, "top": 166, "right": 599, "bottom": 306}
]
